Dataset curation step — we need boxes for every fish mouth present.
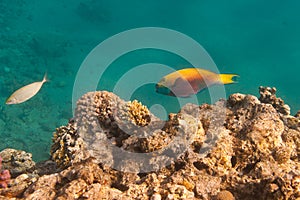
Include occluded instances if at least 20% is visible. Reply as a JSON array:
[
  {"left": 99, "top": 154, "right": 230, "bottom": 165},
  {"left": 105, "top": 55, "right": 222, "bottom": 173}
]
[
  {"left": 5, "top": 98, "right": 13, "bottom": 105},
  {"left": 155, "top": 83, "right": 161, "bottom": 90},
  {"left": 155, "top": 83, "right": 175, "bottom": 96},
  {"left": 155, "top": 83, "right": 164, "bottom": 91},
  {"left": 155, "top": 83, "right": 162, "bottom": 90}
]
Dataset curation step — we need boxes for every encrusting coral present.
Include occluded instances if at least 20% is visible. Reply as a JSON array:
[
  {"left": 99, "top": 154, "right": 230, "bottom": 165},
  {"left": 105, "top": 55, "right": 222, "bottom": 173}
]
[{"left": 0, "top": 86, "right": 300, "bottom": 199}]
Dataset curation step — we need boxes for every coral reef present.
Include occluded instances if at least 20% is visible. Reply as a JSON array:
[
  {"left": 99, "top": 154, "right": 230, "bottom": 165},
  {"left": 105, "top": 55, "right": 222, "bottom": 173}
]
[
  {"left": 50, "top": 120, "right": 85, "bottom": 169},
  {"left": 259, "top": 86, "right": 291, "bottom": 115},
  {"left": 0, "top": 87, "right": 300, "bottom": 199},
  {"left": 0, "top": 149, "right": 35, "bottom": 178},
  {"left": 0, "top": 156, "right": 11, "bottom": 188}
]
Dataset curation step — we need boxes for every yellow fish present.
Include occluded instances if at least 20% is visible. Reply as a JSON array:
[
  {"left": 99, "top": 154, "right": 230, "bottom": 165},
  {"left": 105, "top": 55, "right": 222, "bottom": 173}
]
[
  {"left": 156, "top": 68, "right": 238, "bottom": 97},
  {"left": 6, "top": 73, "right": 48, "bottom": 105}
]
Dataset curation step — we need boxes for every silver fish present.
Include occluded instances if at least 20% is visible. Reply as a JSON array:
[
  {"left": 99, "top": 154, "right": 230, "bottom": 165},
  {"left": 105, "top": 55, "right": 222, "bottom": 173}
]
[{"left": 6, "top": 73, "right": 48, "bottom": 105}]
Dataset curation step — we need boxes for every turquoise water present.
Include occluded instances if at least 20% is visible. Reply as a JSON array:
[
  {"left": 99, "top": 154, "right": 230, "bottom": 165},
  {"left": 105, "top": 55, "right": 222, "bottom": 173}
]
[{"left": 1, "top": 0, "right": 300, "bottom": 161}]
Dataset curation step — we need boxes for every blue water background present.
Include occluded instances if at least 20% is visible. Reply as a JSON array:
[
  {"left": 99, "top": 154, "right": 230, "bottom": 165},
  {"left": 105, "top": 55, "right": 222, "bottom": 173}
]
[{"left": 0, "top": 0, "right": 299, "bottom": 161}]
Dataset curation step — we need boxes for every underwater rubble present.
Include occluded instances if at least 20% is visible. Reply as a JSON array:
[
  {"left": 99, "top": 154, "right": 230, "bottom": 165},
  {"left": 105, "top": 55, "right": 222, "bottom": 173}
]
[{"left": 0, "top": 86, "right": 300, "bottom": 199}]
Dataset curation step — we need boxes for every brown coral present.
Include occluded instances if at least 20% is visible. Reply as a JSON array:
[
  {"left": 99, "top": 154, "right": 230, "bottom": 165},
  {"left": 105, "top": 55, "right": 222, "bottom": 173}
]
[{"left": 50, "top": 121, "right": 87, "bottom": 169}]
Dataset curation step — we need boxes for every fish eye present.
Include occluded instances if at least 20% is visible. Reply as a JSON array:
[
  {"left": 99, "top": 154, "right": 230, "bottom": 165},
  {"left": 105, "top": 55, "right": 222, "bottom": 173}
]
[
  {"left": 6, "top": 97, "right": 16, "bottom": 104},
  {"left": 6, "top": 99, "right": 12, "bottom": 104}
]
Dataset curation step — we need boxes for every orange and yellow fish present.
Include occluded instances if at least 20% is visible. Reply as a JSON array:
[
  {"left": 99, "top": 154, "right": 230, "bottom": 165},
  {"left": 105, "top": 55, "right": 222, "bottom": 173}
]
[{"left": 156, "top": 68, "right": 238, "bottom": 97}]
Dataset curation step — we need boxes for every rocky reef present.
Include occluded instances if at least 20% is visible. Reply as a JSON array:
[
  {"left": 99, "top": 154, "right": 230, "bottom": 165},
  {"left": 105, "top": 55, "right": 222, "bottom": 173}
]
[
  {"left": 0, "top": 156, "right": 11, "bottom": 188},
  {"left": 0, "top": 86, "right": 300, "bottom": 199},
  {"left": 0, "top": 149, "right": 35, "bottom": 178}
]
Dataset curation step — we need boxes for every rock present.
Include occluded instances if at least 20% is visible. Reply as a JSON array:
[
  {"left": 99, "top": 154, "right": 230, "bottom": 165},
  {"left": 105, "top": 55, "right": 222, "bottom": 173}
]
[
  {"left": 150, "top": 193, "right": 162, "bottom": 200},
  {"left": 35, "top": 160, "right": 58, "bottom": 176},
  {"left": 259, "top": 86, "right": 290, "bottom": 115},
  {"left": 0, "top": 173, "right": 36, "bottom": 198},
  {"left": 166, "top": 184, "right": 195, "bottom": 199},
  {"left": 22, "top": 158, "right": 112, "bottom": 200},
  {"left": 0, "top": 149, "right": 35, "bottom": 178},
  {"left": 82, "top": 185, "right": 124, "bottom": 200},
  {"left": 213, "top": 190, "right": 235, "bottom": 200}
]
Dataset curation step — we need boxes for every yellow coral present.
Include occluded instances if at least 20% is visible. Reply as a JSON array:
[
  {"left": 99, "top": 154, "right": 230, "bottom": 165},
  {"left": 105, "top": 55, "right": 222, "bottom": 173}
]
[{"left": 126, "top": 100, "right": 151, "bottom": 127}]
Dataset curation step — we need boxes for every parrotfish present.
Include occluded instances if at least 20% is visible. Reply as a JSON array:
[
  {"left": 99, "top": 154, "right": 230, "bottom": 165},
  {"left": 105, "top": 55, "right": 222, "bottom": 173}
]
[
  {"left": 6, "top": 73, "right": 48, "bottom": 105},
  {"left": 156, "top": 68, "right": 238, "bottom": 97}
]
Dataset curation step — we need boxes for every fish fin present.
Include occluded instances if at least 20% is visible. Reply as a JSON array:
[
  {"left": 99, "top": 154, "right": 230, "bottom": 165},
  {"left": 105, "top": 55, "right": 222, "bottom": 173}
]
[
  {"left": 42, "top": 72, "right": 49, "bottom": 83},
  {"left": 219, "top": 74, "right": 239, "bottom": 84}
]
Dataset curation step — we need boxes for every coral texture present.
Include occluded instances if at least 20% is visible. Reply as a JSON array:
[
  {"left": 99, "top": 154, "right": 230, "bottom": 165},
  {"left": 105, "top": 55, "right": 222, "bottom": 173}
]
[
  {"left": 0, "top": 149, "right": 35, "bottom": 178},
  {"left": 0, "top": 156, "right": 11, "bottom": 188},
  {"left": 0, "top": 87, "right": 300, "bottom": 200}
]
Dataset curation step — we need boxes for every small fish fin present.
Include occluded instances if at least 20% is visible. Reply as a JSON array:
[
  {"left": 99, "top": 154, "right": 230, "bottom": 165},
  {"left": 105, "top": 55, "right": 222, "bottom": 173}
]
[
  {"left": 42, "top": 72, "right": 49, "bottom": 83},
  {"left": 219, "top": 74, "right": 239, "bottom": 84}
]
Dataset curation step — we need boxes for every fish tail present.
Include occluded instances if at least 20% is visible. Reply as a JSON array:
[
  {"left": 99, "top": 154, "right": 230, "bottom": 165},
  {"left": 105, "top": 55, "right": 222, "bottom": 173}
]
[
  {"left": 219, "top": 74, "right": 239, "bottom": 84},
  {"left": 42, "top": 72, "right": 49, "bottom": 83}
]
